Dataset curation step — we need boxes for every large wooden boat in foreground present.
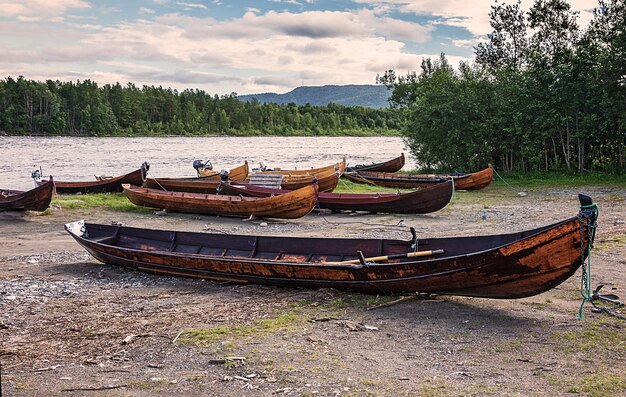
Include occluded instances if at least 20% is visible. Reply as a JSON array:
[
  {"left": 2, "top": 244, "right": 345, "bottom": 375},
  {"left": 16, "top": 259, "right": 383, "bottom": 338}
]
[
  {"left": 344, "top": 166, "right": 494, "bottom": 191},
  {"left": 124, "top": 183, "right": 317, "bottom": 219},
  {"left": 1, "top": 178, "right": 54, "bottom": 211},
  {"left": 220, "top": 180, "right": 453, "bottom": 214},
  {"left": 347, "top": 153, "right": 405, "bottom": 173},
  {"left": 37, "top": 163, "right": 149, "bottom": 194},
  {"left": 65, "top": 195, "right": 597, "bottom": 298}
]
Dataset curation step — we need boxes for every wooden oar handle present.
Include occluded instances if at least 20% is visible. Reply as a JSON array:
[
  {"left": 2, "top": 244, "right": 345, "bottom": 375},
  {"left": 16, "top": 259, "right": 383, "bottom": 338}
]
[{"left": 322, "top": 249, "right": 444, "bottom": 265}]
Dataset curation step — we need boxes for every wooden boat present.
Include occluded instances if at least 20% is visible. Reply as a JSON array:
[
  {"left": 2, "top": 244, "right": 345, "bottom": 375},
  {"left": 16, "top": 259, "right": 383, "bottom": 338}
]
[
  {"left": 254, "top": 157, "right": 346, "bottom": 177},
  {"left": 344, "top": 166, "right": 494, "bottom": 191},
  {"left": 220, "top": 180, "right": 453, "bottom": 214},
  {"left": 142, "top": 170, "right": 339, "bottom": 194},
  {"left": 1, "top": 178, "right": 54, "bottom": 211},
  {"left": 65, "top": 194, "right": 598, "bottom": 299},
  {"left": 123, "top": 183, "right": 317, "bottom": 219},
  {"left": 196, "top": 162, "right": 249, "bottom": 182},
  {"left": 347, "top": 153, "right": 405, "bottom": 173},
  {"left": 277, "top": 170, "right": 340, "bottom": 193},
  {"left": 36, "top": 163, "right": 149, "bottom": 194}
]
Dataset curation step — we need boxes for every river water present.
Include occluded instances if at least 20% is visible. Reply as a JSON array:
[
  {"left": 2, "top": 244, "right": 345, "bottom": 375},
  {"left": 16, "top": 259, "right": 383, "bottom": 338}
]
[{"left": 1, "top": 136, "right": 410, "bottom": 190}]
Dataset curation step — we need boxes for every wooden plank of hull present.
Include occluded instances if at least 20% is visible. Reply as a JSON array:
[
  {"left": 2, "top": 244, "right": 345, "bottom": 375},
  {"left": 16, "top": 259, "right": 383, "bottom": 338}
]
[
  {"left": 37, "top": 164, "right": 148, "bottom": 194},
  {"left": 0, "top": 179, "right": 54, "bottom": 211},
  {"left": 65, "top": 205, "right": 594, "bottom": 299},
  {"left": 123, "top": 183, "right": 317, "bottom": 219},
  {"left": 283, "top": 172, "right": 339, "bottom": 193},
  {"left": 196, "top": 162, "right": 249, "bottom": 181},
  {"left": 143, "top": 177, "right": 222, "bottom": 193},
  {"left": 347, "top": 153, "right": 405, "bottom": 173},
  {"left": 344, "top": 167, "right": 494, "bottom": 191},
  {"left": 222, "top": 180, "right": 453, "bottom": 214}
]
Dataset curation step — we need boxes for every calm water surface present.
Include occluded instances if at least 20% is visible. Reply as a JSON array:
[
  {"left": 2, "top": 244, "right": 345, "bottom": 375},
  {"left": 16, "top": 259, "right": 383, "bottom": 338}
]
[{"left": 1, "top": 136, "right": 410, "bottom": 190}]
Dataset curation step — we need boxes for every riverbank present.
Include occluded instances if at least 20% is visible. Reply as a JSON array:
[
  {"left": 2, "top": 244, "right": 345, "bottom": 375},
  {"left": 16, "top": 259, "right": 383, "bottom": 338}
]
[{"left": 1, "top": 184, "right": 625, "bottom": 396}]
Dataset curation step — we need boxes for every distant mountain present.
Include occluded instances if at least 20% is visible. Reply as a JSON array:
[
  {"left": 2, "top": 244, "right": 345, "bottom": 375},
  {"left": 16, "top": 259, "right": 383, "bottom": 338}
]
[{"left": 238, "top": 84, "right": 391, "bottom": 108}]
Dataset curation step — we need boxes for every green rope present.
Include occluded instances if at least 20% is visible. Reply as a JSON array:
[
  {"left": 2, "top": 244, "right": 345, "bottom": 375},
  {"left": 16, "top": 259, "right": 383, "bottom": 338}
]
[{"left": 577, "top": 203, "right": 599, "bottom": 319}]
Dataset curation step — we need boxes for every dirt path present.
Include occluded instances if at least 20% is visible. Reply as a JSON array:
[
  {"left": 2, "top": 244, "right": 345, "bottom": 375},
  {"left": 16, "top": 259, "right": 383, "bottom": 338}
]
[{"left": 1, "top": 186, "right": 625, "bottom": 396}]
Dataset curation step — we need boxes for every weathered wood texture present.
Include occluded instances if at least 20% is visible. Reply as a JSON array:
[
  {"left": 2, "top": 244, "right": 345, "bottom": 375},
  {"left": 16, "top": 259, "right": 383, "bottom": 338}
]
[
  {"left": 37, "top": 163, "right": 149, "bottom": 194},
  {"left": 222, "top": 180, "right": 453, "bottom": 214},
  {"left": 196, "top": 162, "right": 249, "bottom": 181},
  {"left": 1, "top": 178, "right": 54, "bottom": 211},
  {"left": 66, "top": 199, "right": 595, "bottom": 299},
  {"left": 346, "top": 153, "right": 405, "bottom": 173},
  {"left": 123, "top": 183, "right": 317, "bottom": 219},
  {"left": 344, "top": 167, "right": 494, "bottom": 191}
]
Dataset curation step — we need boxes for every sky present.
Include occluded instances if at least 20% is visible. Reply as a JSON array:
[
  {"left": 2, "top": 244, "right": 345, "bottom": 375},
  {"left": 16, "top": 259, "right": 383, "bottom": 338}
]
[{"left": 0, "top": 0, "right": 599, "bottom": 95}]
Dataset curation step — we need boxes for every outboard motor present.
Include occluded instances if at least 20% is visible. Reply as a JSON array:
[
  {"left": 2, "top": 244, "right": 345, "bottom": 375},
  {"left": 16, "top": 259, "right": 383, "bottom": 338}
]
[
  {"left": 193, "top": 159, "right": 212, "bottom": 172},
  {"left": 259, "top": 161, "right": 267, "bottom": 172},
  {"left": 220, "top": 169, "right": 230, "bottom": 181},
  {"left": 31, "top": 168, "right": 42, "bottom": 181}
]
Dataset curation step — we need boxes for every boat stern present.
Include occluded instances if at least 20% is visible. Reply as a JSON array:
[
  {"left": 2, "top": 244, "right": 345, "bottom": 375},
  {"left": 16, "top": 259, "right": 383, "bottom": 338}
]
[{"left": 65, "top": 220, "right": 86, "bottom": 237}]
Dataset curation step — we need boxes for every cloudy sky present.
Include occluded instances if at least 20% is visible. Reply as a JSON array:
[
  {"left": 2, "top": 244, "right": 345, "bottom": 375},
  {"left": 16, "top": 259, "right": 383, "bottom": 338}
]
[{"left": 0, "top": 0, "right": 598, "bottom": 95}]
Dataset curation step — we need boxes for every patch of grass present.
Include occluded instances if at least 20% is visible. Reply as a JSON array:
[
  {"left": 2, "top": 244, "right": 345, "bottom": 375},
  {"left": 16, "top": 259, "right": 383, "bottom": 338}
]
[
  {"left": 495, "top": 338, "right": 525, "bottom": 353},
  {"left": 186, "top": 374, "right": 206, "bottom": 382},
  {"left": 551, "top": 320, "right": 626, "bottom": 354},
  {"left": 176, "top": 312, "right": 304, "bottom": 346},
  {"left": 335, "top": 179, "right": 410, "bottom": 194},
  {"left": 414, "top": 378, "right": 452, "bottom": 397},
  {"left": 594, "top": 233, "right": 626, "bottom": 251},
  {"left": 568, "top": 373, "right": 626, "bottom": 397},
  {"left": 491, "top": 171, "right": 626, "bottom": 188},
  {"left": 52, "top": 193, "right": 150, "bottom": 213},
  {"left": 527, "top": 299, "right": 552, "bottom": 310}
]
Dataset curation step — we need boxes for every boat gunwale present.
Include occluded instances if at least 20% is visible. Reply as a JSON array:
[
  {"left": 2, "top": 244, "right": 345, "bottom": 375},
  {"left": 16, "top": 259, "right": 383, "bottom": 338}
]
[{"left": 66, "top": 216, "right": 579, "bottom": 269}]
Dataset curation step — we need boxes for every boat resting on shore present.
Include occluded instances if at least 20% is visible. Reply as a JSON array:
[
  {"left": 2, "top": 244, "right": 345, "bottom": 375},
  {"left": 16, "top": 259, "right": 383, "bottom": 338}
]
[
  {"left": 344, "top": 166, "right": 494, "bottom": 190},
  {"left": 124, "top": 183, "right": 317, "bottom": 219},
  {"left": 1, "top": 178, "right": 54, "bottom": 211},
  {"left": 220, "top": 179, "right": 453, "bottom": 214},
  {"left": 65, "top": 194, "right": 597, "bottom": 298},
  {"left": 346, "top": 153, "right": 405, "bottom": 173},
  {"left": 36, "top": 163, "right": 149, "bottom": 194},
  {"left": 195, "top": 162, "right": 249, "bottom": 181}
]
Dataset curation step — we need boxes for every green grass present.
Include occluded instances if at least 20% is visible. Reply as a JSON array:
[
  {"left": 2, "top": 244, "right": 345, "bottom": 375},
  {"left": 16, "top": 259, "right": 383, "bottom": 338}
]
[
  {"left": 52, "top": 193, "right": 149, "bottom": 213},
  {"left": 550, "top": 320, "right": 626, "bottom": 353},
  {"left": 568, "top": 373, "right": 626, "bottom": 396},
  {"left": 490, "top": 170, "right": 626, "bottom": 188},
  {"left": 176, "top": 312, "right": 304, "bottom": 346}
]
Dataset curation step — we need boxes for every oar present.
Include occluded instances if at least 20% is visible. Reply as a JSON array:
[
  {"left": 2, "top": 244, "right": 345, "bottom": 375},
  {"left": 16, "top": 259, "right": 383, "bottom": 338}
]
[{"left": 322, "top": 249, "right": 444, "bottom": 265}]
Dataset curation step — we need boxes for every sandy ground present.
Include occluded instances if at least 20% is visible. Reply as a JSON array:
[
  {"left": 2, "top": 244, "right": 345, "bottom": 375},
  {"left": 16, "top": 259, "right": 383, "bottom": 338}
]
[{"left": 1, "top": 185, "right": 625, "bottom": 397}]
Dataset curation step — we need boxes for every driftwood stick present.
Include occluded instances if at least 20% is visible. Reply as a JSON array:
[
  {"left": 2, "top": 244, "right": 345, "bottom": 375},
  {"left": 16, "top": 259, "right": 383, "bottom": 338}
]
[
  {"left": 172, "top": 330, "right": 185, "bottom": 344},
  {"left": 367, "top": 295, "right": 419, "bottom": 310},
  {"left": 62, "top": 384, "right": 127, "bottom": 392}
]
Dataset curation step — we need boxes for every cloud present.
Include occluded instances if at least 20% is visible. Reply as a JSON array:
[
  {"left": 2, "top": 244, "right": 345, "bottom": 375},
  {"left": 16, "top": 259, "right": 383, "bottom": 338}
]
[
  {"left": 139, "top": 7, "right": 156, "bottom": 15},
  {"left": 1, "top": 0, "right": 90, "bottom": 19},
  {"left": 175, "top": 2, "right": 208, "bottom": 10},
  {"left": 354, "top": 0, "right": 598, "bottom": 36}
]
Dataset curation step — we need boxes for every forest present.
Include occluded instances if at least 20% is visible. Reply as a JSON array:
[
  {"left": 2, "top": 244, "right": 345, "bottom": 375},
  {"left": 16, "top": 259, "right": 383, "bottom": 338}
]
[
  {"left": 0, "top": 78, "right": 400, "bottom": 137},
  {"left": 379, "top": 0, "right": 625, "bottom": 172}
]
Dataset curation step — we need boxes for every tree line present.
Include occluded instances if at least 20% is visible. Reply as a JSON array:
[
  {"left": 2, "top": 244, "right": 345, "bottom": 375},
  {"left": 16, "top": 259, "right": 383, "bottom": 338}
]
[
  {"left": 379, "top": 0, "right": 625, "bottom": 172},
  {"left": 0, "top": 78, "right": 400, "bottom": 136}
]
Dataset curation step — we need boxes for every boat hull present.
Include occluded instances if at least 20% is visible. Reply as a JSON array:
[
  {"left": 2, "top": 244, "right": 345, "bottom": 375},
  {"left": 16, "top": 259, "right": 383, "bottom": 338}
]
[
  {"left": 65, "top": 200, "right": 596, "bottom": 299},
  {"left": 0, "top": 179, "right": 54, "bottom": 211},
  {"left": 38, "top": 163, "right": 149, "bottom": 194},
  {"left": 124, "top": 184, "right": 317, "bottom": 219},
  {"left": 222, "top": 180, "right": 453, "bottom": 214},
  {"left": 344, "top": 167, "right": 494, "bottom": 191},
  {"left": 347, "top": 153, "right": 405, "bottom": 173}
]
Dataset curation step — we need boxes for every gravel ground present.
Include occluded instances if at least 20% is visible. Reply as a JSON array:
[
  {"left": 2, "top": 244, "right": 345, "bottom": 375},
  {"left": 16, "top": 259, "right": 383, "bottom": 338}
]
[{"left": 1, "top": 185, "right": 625, "bottom": 396}]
